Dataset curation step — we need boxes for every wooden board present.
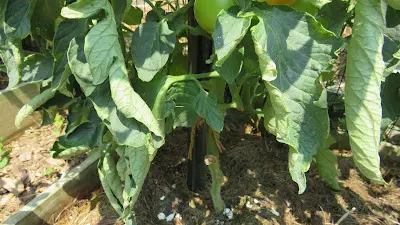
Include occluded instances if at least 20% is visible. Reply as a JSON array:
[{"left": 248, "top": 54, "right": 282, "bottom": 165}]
[
  {"left": 0, "top": 83, "right": 41, "bottom": 138},
  {"left": 1, "top": 152, "right": 101, "bottom": 225}
]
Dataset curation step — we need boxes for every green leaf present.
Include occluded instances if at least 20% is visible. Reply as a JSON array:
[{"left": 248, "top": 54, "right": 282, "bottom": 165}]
[
  {"left": 50, "top": 146, "right": 90, "bottom": 159},
  {"left": 114, "top": 144, "right": 154, "bottom": 223},
  {"left": 0, "top": 29, "right": 23, "bottom": 89},
  {"left": 52, "top": 19, "right": 88, "bottom": 91},
  {"left": 383, "top": 7, "right": 400, "bottom": 77},
  {"left": 84, "top": 15, "right": 121, "bottom": 85},
  {"left": 383, "top": 37, "right": 400, "bottom": 77},
  {"left": 315, "top": 136, "right": 341, "bottom": 191},
  {"left": 384, "top": 6, "right": 400, "bottom": 43},
  {"left": 31, "top": 0, "right": 64, "bottom": 40},
  {"left": 111, "top": 0, "right": 131, "bottom": 24},
  {"left": 15, "top": 89, "right": 55, "bottom": 128},
  {"left": 64, "top": 101, "right": 89, "bottom": 133},
  {"left": 167, "top": 81, "right": 201, "bottom": 128},
  {"left": 194, "top": 91, "right": 224, "bottom": 132},
  {"left": 291, "top": 0, "right": 319, "bottom": 15},
  {"left": 98, "top": 150, "right": 124, "bottom": 215},
  {"left": 53, "top": 19, "right": 88, "bottom": 60},
  {"left": 51, "top": 55, "right": 72, "bottom": 91},
  {"left": 131, "top": 21, "right": 176, "bottom": 82},
  {"left": 252, "top": 8, "right": 340, "bottom": 193},
  {"left": 0, "top": 1, "right": 7, "bottom": 26},
  {"left": 67, "top": 36, "right": 92, "bottom": 84},
  {"left": 381, "top": 73, "right": 400, "bottom": 129},
  {"left": 316, "top": 0, "right": 351, "bottom": 36},
  {"left": 0, "top": 157, "right": 9, "bottom": 169},
  {"left": 67, "top": 36, "right": 96, "bottom": 96},
  {"left": 89, "top": 81, "right": 149, "bottom": 148},
  {"left": 123, "top": 6, "right": 143, "bottom": 25},
  {"left": 61, "top": 0, "right": 108, "bottom": 19},
  {"left": 109, "top": 61, "right": 164, "bottom": 139},
  {"left": 344, "top": 0, "right": 386, "bottom": 184},
  {"left": 213, "top": 9, "right": 251, "bottom": 67},
  {"left": 288, "top": 147, "right": 309, "bottom": 193},
  {"left": 21, "top": 54, "right": 54, "bottom": 83},
  {"left": 4, "top": 0, "right": 31, "bottom": 39},
  {"left": 128, "top": 145, "right": 150, "bottom": 186},
  {"left": 56, "top": 122, "right": 103, "bottom": 148},
  {"left": 214, "top": 47, "right": 244, "bottom": 84}
]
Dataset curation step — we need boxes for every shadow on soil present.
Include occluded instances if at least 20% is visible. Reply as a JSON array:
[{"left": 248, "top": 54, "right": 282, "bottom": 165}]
[{"left": 50, "top": 128, "right": 399, "bottom": 225}]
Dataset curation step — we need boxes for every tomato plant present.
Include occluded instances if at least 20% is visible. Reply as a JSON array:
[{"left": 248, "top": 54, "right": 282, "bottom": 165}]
[{"left": 0, "top": 0, "right": 399, "bottom": 223}]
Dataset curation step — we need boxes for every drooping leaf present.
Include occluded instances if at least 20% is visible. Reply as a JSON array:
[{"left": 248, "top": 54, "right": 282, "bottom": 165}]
[
  {"left": 344, "top": 0, "right": 386, "bottom": 184},
  {"left": 98, "top": 150, "right": 124, "bottom": 215},
  {"left": 252, "top": 7, "right": 340, "bottom": 193},
  {"left": 31, "top": 0, "right": 64, "bottom": 40},
  {"left": 4, "top": 0, "right": 31, "bottom": 39},
  {"left": 67, "top": 36, "right": 92, "bottom": 82},
  {"left": 52, "top": 19, "right": 88, "bottom": 91},
  {"left": 213, "top": 9, "right": 251, "bottom": 67},
  {"left": 315, "top": 135, "right": 341, "bottom": 191},
  {"left": 131, "top": 21, "right": 176, "bottom": 82},
  {"left": 84, "top": 14, "right": 121, "bottom": 85},
  {"left": 114, "top": 144, "right": 155, "bottom": 223},
  {"left": 0, "top": 29, "right": 23, "bottom": 89},
  {"left": 51, "top": 55, "right": 72, "bottom": 91},
  {"left": 15, "top": 89, "right": 55, "bottom": 128},
  {"left": 89, "top": 81, "right": 149, "bottom": 148},
  {"left": 67, "top": 36, "right": 96, "bottom": 96},
  {"left": 214, "top": 47, "right": 244, "bottom": 84},
  {"left": 109, "top": 61, "right": 164, "bottom": 139},
  {"left": 53, "top": 19, "right": 88, "bottom": 60},
  {"left": 61, "top": 0, "right": 108, "bottom": 19},
  {"left": 21, "top": 54, "right": 54, "bottom": 83},
  {"left": 316, "top": 0, "right": 351, "bottom": 36}
]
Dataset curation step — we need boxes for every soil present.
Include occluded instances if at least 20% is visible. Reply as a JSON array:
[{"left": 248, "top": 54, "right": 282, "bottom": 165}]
[
  {"left": 52, "top": 127, "right": 400, "bottom": 225},
  {"left": 0, "top": 124, "right": 85, "bottom": 222}
]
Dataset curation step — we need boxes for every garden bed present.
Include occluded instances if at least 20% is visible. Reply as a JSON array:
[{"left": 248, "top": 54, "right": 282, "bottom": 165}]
[
  {"left": 0, "top": 124, "right": 87, "bottom": 223},
  {"left": 53, "top": 128, "right": 400, "bottom": 225}
]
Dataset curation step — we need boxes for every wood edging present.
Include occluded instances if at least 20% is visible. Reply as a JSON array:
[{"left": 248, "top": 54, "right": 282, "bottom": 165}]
[{"left": 2, "top": 151, "right": 101, "bottom": 225}]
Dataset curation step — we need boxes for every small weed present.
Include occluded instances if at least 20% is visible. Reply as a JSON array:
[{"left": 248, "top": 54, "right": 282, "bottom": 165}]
[{"left": 0, "top": 136, "right": 10, "bottom": 169}]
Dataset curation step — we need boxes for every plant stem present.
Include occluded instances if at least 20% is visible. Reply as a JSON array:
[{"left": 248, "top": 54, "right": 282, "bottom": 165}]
[
  {"left": 166, "top": 0, "right": 194, "bottom": 21},
  {"left": 164, "top": 0, "right": 177, "bottom": 10},
  {"left": 144, "top": 0, "right": 164, "bottom": 20},
  {"left": 167, "top": 71, "right": 221, "bottom": 82}
]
